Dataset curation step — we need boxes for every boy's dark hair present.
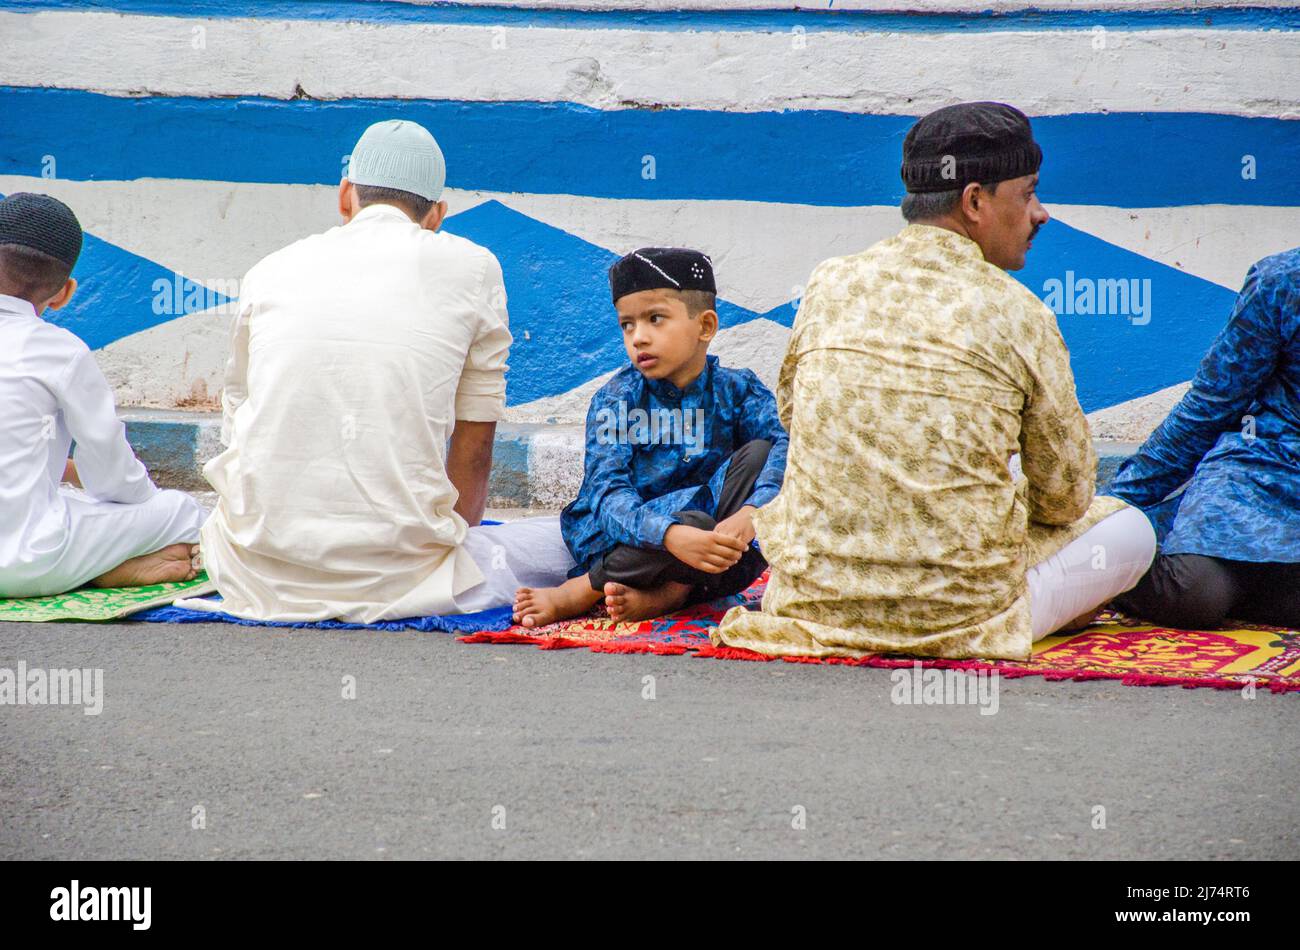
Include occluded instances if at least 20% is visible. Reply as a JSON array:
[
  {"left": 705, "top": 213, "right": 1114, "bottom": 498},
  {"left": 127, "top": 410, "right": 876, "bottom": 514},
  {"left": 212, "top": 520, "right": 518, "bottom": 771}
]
[
  {"left": 0, "top": 243, "right": 73, "bottom": 302},
  {"left": 901, "top": 179, "right": 1000, "bottom": 223},
  {"left": 354, "top": 183, "right": 435, "bottom": 222},
  {"left": 673, "top": 288, "right": 717, "bottom": 318}
]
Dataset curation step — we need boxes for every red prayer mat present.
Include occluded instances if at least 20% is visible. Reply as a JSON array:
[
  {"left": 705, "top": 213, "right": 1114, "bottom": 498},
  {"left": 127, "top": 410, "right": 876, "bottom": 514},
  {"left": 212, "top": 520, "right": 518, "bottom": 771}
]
[{"left": 459, "top": 572, "right": 1300, "bottom": 693}]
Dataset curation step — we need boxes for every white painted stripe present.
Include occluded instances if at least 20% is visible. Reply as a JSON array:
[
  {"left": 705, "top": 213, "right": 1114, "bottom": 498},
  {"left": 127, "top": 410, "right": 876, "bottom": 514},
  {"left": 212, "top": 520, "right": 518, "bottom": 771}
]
[
  {"left": 7, "top": 175, "right": 1292, "bottom": 309},
  {"left": 0, "top": 175, "right": 494, "bottom": 290},
  {"left": 1047, "top": 204, "right": 1300, "bottom": 290},
  {"left": 1, "top": 174, "right": 899, "bottom": 310},
  {"left": 4, "top": 11, "right": 1297, "bottom": 117},
  {"left": 498, "top": 192, "right": 904, "bottom": 311}
]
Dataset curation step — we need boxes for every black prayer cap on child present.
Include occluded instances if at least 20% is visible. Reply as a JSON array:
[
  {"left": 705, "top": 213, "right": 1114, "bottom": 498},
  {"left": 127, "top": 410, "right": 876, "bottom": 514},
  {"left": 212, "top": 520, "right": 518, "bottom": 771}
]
[
  {"left": 0, "top": 193, "right": 84, "bottom": 268},
  {"left": 900, "top": 102, "right": 1042, "bottom": 194},
  {"left": 609, "top": 247, "right": 716, "bottom": 304}
]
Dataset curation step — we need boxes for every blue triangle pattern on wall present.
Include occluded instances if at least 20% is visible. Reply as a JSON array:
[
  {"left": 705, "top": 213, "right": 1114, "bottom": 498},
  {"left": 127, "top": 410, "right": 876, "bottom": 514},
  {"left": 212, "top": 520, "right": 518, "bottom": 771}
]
[
  {"left": 0, "top": 191, "right": 234, "bottom": 351},
  {"left": 50, "top": 237, "right": 232, "bottom": 352},
  {"left": 442, "top": 199, "right": 765, "bottom": 405}
]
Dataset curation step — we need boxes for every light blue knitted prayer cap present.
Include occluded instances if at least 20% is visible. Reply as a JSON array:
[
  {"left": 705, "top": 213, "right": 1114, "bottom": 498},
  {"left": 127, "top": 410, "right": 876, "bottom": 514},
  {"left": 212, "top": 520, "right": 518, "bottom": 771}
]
[{"left": 346, "top": 119, "right": 446, "bottom": 201}]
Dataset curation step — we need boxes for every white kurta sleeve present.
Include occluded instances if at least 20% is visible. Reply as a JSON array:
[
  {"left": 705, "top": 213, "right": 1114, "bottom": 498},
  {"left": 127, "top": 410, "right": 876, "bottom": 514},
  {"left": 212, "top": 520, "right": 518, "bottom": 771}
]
[
  {"left": 454, "top": 252, "right": 511, "bottom": 423},
  {"left": 60, "top": 348, "right": 156, "bottom": 505}
]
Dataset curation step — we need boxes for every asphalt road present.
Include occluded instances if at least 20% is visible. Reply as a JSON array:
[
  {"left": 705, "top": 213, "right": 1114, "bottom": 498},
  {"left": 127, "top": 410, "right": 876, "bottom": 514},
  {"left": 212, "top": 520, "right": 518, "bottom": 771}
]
[{"left": 2, "top": 614, "right": 1294, "bottom": 861}]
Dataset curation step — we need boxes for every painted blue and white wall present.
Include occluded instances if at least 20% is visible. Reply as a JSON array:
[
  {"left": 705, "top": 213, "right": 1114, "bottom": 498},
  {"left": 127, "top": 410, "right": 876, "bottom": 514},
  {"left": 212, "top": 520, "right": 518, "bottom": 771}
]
[{"left": 1, "top": 0, "right": 1297, "bottom": 439}]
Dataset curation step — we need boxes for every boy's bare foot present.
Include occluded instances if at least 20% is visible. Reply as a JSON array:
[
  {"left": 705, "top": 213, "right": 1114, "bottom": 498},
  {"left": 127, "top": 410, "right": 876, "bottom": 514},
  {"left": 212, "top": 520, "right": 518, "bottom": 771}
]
[
  {"left": 513, "top": 575, "right": 603, "bottom": 628},
  {"left": 603, "top": 580, "right": 692, "bottom": 623},
  {"left": 92, "top": 544, "right": 200, "bottom": 589}
]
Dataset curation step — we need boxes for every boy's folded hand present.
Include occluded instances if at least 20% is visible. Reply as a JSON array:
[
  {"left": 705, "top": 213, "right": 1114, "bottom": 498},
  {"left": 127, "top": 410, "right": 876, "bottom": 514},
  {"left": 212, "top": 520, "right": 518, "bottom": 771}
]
[
  {"left": 664, "top": 524, "right": 746, "bottom": 574},
  {"left": 713, "top": 506, "right": 757, "bottom": 547}
]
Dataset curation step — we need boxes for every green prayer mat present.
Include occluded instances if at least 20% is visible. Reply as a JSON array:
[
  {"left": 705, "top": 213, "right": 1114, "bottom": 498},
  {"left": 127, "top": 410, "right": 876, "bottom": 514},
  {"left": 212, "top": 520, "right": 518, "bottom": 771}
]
[{"left": 0, "top": 572, "right": 216, "bottom": 623}]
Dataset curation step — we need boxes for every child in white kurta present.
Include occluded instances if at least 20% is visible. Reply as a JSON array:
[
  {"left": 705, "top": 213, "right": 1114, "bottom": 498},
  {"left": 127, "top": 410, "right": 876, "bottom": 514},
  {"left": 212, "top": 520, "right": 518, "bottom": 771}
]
[{"left": 0, "top": 193, "right": 206, "bottom": 598}]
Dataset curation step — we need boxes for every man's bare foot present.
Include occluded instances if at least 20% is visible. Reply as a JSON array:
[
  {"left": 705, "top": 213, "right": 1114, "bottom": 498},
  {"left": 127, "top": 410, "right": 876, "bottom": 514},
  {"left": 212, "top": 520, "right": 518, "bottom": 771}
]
[
  {"left": 513, "top": 575, "right": 603, "bottom": 628},
  {"left": 92, "top": 544, "right": 200, "bottom": 589},
  {"left": 603, "top": 580, "right": 692, "bottom": 623}
]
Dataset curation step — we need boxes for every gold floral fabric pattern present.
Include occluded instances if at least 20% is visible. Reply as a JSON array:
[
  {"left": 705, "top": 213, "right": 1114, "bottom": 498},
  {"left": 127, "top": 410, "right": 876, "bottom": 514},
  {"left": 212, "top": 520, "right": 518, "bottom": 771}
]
[{"left": 714, "top": 225, "right": 1127, "bottom": 660}]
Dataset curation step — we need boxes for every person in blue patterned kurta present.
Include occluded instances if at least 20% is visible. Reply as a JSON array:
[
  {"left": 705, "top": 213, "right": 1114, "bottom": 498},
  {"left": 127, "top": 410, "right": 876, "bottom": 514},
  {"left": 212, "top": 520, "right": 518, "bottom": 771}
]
[
  {"left": 1110, "top": 249, "right": 1300, "bottom": 629},
  {"left": 513, "top": 247, "right": 788, "bottom": 626}
]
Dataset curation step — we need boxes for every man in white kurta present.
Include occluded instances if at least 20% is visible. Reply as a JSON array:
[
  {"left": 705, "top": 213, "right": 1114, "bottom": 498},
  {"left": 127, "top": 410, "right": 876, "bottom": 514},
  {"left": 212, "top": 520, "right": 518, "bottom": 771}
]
[
  {"left": 0, "top": 194, "right": 206, "bottom": 598},
  {"left": 195, "top": 120, "right": 573, "bottom": 623}
]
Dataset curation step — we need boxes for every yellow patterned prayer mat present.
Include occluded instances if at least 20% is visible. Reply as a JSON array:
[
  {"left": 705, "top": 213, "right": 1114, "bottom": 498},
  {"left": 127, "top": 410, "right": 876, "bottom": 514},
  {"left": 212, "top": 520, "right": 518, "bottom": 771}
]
[
  {"left": 0, "top": 573, "right": 216, "bottom": 623},
  {"left": 459, "top": 576, "right": 1300, "bottom": 693}
]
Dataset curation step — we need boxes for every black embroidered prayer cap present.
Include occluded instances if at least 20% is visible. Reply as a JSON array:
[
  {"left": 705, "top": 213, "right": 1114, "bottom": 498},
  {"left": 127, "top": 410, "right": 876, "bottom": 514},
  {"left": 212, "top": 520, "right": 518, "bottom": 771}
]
[
  {"left": 609, "top": 246, "right": 716, "bottom": 304},
  {"left": 901, "top": 102, "right": 1043, "bottom": 194},
  {"left": 0, "top": 193, "right": 84, "bottom": 268}
]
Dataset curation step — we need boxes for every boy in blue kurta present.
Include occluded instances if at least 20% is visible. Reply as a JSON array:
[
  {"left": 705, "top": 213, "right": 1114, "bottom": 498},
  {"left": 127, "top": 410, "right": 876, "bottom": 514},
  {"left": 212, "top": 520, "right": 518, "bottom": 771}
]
[
  {"left": 1110, "top": 248, "right": 1300, "bottom": 629},
  {"left": 513, "top": 247, "right": 788, "bottom": 625}
]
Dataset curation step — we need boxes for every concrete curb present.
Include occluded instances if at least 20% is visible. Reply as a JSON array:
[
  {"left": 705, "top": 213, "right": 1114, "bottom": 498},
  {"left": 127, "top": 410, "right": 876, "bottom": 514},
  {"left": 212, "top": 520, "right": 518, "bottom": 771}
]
[
  {"left": 1095, "top": 440, "right": 1145, "bottom": 494},
  {"left": 121, "top": 409, "right": 1140, "bottom": 505},
  {"left": 121, "top": 410, "right": 223, "bottom": 494},
  {"left": 120, "top": 410, "right": 587, "bottom": 507}
]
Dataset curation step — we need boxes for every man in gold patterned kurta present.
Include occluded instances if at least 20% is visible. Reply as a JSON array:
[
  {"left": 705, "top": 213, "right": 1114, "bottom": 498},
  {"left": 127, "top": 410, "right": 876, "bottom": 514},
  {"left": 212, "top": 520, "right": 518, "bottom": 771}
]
[{"left": 714, "top": 102, "right": 1155, "bottom": 661}]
